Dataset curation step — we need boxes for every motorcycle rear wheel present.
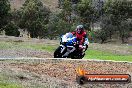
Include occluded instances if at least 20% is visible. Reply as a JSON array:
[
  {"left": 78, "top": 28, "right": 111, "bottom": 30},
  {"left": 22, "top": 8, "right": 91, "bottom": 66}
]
[{"left": 70, "top": 51, "right": 84, "bottom": 59}]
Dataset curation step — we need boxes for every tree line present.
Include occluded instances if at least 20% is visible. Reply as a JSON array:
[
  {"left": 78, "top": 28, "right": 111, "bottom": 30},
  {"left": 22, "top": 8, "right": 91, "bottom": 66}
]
[{"left": 0, "top": 0, "right": 132, "bottom": 43}]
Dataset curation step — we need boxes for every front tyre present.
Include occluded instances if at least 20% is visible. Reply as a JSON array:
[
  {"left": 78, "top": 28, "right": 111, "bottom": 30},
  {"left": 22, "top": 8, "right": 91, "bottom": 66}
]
[{"left": 54, "top": 46, "right": 62, "bottom": 58}]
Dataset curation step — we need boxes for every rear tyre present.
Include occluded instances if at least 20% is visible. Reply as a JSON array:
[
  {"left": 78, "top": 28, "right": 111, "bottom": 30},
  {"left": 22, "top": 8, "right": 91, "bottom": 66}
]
[{"left": 70, "top": 51, "right": 84, "bottom": 59}]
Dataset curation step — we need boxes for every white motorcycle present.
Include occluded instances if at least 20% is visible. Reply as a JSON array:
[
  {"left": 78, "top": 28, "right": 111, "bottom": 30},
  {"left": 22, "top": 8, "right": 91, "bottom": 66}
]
[{"left": 54, "top": 33, "right": 88, "bottom": 59}]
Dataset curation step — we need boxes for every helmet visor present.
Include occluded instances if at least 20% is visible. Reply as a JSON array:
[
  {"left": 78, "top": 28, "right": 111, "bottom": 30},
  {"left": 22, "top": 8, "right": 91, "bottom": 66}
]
[{"left": 77, "top": 28, "right": 83, "bottom": 33}]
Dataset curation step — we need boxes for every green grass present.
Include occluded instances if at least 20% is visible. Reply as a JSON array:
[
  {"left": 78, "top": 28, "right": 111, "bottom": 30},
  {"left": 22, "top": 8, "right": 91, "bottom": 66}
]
[
  {"left": 84, "top": 49, "right": 132, "bottom": 62},
  {"left": 0, "top": 41, "right": 57, "bottom": 52},
  {"left": 27, "top": 44, "right": 57, "bottom": 52},
  {"left": 128, "top": 45, "right": 132, "bottom": 48},
  {"left": 0, "top": 73, "right": 23, "bottom": 88},
  {"left": 0, "top": 42, "right": 13, "bottom": 49},
  {"left": 0, "top": 82, "right": 23, "bottom": 88}
]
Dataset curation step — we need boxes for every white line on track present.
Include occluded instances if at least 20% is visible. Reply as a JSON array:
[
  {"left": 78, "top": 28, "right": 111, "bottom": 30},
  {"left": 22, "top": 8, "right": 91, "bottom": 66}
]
[{"left": 0, "top": 57, "right": 132, "bottom": 63}]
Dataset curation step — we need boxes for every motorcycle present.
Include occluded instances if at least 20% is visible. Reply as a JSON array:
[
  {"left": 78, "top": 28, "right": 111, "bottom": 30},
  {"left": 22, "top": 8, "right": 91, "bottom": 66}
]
[{"left": 54, "top": 32, "right": 88, "bottom": 59}]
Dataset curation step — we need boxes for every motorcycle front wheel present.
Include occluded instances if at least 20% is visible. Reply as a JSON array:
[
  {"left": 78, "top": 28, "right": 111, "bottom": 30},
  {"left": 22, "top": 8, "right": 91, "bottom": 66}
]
[{"left": 54, "top": 46, "right": 62, "bottom": 58}]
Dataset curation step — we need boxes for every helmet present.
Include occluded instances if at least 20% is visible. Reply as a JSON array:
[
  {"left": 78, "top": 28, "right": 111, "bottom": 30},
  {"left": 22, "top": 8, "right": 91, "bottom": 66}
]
[{"left": 76, "top": 25, "right": 84, "bottom": 33}]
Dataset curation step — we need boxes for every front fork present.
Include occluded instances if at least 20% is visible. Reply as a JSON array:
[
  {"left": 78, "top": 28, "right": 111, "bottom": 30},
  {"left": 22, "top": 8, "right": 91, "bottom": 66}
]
[
  {"left": 60, "top": 45, "right": 76, "bottom": 57},
  {"left": 60, "top": 45, "right": 66, "bottom": 54}
]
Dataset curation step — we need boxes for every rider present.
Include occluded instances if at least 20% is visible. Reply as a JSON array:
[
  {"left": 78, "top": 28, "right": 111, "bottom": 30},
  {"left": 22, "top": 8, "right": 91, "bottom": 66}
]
[{"left": 71, "top": 25, "right": 89, "bottom": 51}]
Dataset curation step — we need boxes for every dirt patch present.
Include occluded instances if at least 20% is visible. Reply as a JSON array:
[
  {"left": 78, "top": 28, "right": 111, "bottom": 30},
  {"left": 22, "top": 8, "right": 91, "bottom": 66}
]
[
  {"left": 10, "top": 0, "right": 60, "bottom": 12},
  {"left": 0, "top": 36, "right": 55, "bottom": 58},
  {"left": 0, "top": 48, "right": 53, "bottom": 58},
  {"left": 1, "top": 59, "right": 131, "bottom": 88}
]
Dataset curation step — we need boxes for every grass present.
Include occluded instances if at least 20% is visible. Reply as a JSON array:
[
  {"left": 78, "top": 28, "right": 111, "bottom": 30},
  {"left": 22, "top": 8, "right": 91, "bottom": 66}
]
[
  {"left": 27, "top": 44, "right": 57, "bottom": 52},
  {"left": 0, "top": 42, "right": 13, "bottom": 49},
  {"left": 0, "top": 73, "right": 23, "bottom": 88},
  {"left": 0, "top": 41, "right": 57, "bottom": 52},
  {"left": 84, "top": 49, "right": 132, "bottom": 62},
  {"left": 0, "top": 82, "right": 23, "bottom": 88}
]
